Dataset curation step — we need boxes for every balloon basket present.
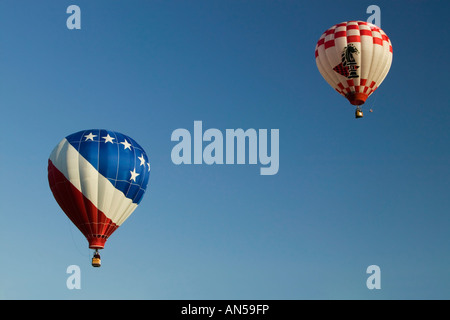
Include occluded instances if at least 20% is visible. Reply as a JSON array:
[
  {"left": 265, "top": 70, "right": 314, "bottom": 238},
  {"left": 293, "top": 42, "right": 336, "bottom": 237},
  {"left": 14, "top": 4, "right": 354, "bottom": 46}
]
[
  {"left": 355, "top": 107, "right": 364, "bottom": 119},
  {"left": 92, "top": 249, "right": 101, "bottom": 268}
]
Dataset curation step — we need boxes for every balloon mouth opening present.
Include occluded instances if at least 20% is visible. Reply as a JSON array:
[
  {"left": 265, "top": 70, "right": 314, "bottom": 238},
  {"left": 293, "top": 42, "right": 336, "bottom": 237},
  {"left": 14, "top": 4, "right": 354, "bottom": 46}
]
[
  {"left": 346, "top": 92, "right": 368, "bottom": 106},
  {"left": 88, "top": 236, "right": 107, "bottom": 249}
]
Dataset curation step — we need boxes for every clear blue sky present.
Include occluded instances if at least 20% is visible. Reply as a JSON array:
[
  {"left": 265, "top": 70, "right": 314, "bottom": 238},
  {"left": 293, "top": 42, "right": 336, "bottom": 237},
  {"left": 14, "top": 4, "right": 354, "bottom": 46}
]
[{"left": 0, "top": 0, "right": 449, "bottom": 299}]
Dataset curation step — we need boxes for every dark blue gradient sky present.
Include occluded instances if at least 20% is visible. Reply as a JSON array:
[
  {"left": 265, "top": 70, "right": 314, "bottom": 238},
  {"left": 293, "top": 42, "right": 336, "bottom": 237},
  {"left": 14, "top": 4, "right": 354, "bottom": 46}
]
[{"left": 0, "top": 0, "right": 449, "bottom": 299}]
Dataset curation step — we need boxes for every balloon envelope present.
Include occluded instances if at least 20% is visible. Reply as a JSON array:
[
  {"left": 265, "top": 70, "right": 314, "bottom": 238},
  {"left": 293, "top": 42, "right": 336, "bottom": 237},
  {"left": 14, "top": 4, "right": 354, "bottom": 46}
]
[
  {"left": 315, "top": 21, "right": 393, "bottom": 105},
  {"left": 48, "top": 129, "right": 150, "bottom": 249}
]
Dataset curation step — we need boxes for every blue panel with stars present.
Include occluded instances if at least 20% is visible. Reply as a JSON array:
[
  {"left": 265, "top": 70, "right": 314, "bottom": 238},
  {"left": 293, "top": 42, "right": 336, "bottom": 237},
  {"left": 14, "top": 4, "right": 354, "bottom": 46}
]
[{"left": 65, "top": 129, "right": 150, "bottom": 204}]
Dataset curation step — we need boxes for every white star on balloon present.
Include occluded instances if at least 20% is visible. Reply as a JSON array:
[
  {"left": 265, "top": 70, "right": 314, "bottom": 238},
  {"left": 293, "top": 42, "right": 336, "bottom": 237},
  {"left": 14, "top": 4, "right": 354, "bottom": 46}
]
[
  {"left": 129, "top": 168, "right": 140, "bottom": 182},
  {"left": 120, "top": 139, "right": 132, "bottom": 150},
  {"left": 84, "top": 132, "right": 97, "bottom": 141},
  {"left": 102, "top": 134, "right": 115, "bottom": 144},
  {"left": 138, "top": 154, "right": 146, "bottom": 166}
]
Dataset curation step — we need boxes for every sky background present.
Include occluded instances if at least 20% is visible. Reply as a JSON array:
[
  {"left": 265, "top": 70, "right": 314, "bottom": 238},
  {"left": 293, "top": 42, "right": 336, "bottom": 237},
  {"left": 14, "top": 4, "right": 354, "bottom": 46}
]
[{"left": 0, "top": 0, "right": 449, "bottom": 300}]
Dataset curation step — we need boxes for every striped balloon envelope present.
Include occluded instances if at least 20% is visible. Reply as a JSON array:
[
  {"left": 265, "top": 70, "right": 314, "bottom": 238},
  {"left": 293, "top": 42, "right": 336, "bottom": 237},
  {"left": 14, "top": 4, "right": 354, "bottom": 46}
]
[
  {"left": 48, "top": 129, "right": 150, "bottom": 249},
  {"left": 315, "top": 21, "right": 393, "bottom": 106}
]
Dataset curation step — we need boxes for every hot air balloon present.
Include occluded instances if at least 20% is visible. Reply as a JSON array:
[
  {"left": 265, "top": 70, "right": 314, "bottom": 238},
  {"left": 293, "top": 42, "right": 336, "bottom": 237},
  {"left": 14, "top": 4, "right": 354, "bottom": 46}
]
[
  {"left": 315, "top": 21, "right": 393, "bottom": 118},
  {"left": 48, "top": 129, "right": 150, "bottom": 267}
]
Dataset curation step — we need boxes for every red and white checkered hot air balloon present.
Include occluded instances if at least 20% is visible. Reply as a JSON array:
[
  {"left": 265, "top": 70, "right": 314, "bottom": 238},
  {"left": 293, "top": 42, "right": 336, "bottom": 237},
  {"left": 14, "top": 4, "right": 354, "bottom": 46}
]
[{"left": 315, "top": 21, "right": 393, "bottom": 118}]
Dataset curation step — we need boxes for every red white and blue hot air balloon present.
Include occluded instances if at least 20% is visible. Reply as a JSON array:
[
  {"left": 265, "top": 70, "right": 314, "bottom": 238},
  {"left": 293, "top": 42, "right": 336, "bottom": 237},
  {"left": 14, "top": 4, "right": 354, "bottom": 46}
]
[{"left": 48, "top": 129, "right": 150, "bottom": 267}]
